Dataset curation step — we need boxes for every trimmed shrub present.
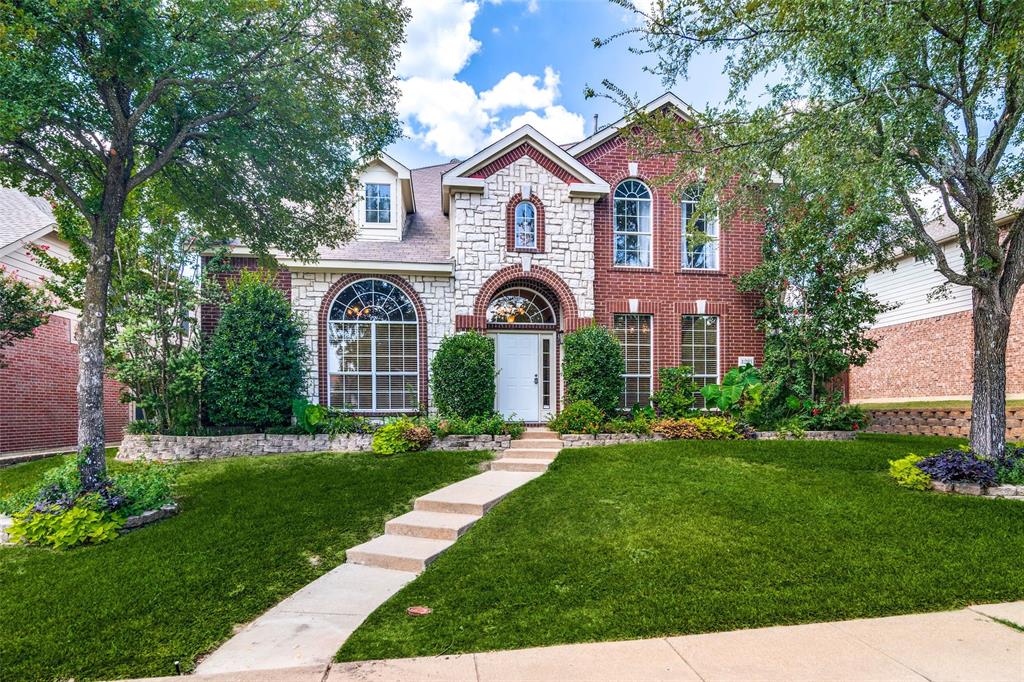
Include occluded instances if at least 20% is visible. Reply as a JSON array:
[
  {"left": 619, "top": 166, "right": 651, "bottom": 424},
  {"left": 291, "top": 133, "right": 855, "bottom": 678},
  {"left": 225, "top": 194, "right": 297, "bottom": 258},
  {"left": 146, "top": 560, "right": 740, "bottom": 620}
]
[
  {"left": 428, "top": 414, "right": 525, "bottom": 438},
  {"left": 652, "top": 366, "right": 699, "bottom": 418},
  {"left": 203, "top": 270, "right": 307, "bottom": 429},
  {"left": 562, "top": 325, "right": 624, "bottom": 415},
  {"left": 372, "top": 418, "right": 430, "bottom": 455},
  {"left": 431, "top": 332, "right": 496, "bottom": 418},
  {"left": 548, "top": 400, "right": 605, "bottom": 434},
  {"left": 889, "top": 454, "right": 932, "bottom": 490}
]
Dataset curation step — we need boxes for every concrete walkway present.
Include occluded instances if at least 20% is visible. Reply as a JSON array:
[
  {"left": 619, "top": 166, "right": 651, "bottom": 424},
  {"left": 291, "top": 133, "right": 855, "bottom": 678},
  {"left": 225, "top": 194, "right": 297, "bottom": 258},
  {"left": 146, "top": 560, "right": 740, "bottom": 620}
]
[
  {"left": 132, "top": 602, "right": 1024, "bottom": 681},
  {"left": 195, "top": 429, "right": 562, "bottom": 675}
]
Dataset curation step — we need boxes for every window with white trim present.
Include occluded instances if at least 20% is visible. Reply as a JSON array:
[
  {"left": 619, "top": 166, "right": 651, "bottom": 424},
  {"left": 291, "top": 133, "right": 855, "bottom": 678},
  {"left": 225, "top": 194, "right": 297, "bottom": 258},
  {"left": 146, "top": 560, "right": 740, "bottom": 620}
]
[
  {"left": 681, "top": 315, "right": 719, "bottom": 408},
  {"left": 364, "top": 183, "right": 391, "bottom": 224},
  {"left": 681, "top": 185, "right": 719, "bottom": 269},
  {"left": 613, "top": 314, "right": 653, "bottom": 410},
  {"left": 613, "top": 180, "right": 652, "bottom": 267},
  {"left": 327, "top": 279, "right": 418, "bottom": 411},
  {"left": 514, "top": 201, "right": 537, "bottom": 249}
]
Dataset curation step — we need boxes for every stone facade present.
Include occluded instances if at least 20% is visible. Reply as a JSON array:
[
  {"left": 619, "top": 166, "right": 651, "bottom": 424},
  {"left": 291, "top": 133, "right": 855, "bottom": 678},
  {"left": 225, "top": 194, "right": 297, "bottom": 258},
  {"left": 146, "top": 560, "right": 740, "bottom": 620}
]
[
  {"left": 116, "top": 433, "right": 510, "bottom": 462},
  {"left": 866, "top": 407, "right": 1024, "bottom": 439},
  {"left": 451, "top": 154, "right": 596, "bottom": 318}
]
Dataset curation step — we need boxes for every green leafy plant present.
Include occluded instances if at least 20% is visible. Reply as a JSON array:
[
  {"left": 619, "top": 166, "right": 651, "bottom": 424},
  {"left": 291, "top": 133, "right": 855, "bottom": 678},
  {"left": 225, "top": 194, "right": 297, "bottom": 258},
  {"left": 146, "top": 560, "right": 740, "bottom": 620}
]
[
  {"left": 428, "top": 414, "right": 524, "bottom": 439},
  {"left": 204, "top": 270, "right": 307, "bottom": 429},
  {"left": 889, "top": 454, "right": 932, "bottom": 490},
  {"left": 774, "top": 416, "right": 807, "bottom": 440},
  {"left": 372, "top": 418, "right": 429, "bottom": 455},
  {"left": 111, "top": 464, "right": 177, "bottom": 517},
  {"left": 548, "top": 400, "right": 605, "bottom": 435},
  {"left": 562, "top": 326, "right": 625, "bottom": 415},
  {"left": 603, "top": 416, "right": 653, "bottom": 436},
  {"left": 124, "top": 420, "right": 159, "bottom": 436},
  {"left": 9, "top": 497, "right": 123, "bottom": 550},
  {"left": 700, "top": 365, "right": 764, "bottom": 419},
  {"left": 292, "top": 398, "right": 329, "bottom": 435},
  {"left": 651, "top": 366, "right": 699, "bottom": 418},
  {"left": 0, "top": 265, "right": 54, "bottom": 368},
  {"left": 431, "top": 332, "right": 496, "bottom": 419}
]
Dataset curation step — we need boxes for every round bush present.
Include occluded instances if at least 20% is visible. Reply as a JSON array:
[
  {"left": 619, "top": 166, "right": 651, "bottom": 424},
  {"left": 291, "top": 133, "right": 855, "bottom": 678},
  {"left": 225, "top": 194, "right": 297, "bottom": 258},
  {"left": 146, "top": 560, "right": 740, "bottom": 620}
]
[
  {"left": 431, "top": 332, "right": 496, "bottom": 418},
  {"left": 203, "top": 270, "right": 307, "bottom": 429},
  {"left": 562, "top": 325, "right": 625, "bottom": 415},
  {"left": 548, "top": 400, "right": 605, "bottom": 434}
]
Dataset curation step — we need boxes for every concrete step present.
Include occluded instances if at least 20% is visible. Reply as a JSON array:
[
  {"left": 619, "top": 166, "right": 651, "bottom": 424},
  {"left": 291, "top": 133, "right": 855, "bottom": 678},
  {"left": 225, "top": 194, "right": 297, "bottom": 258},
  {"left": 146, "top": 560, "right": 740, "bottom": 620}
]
[
  {"left": 521, "top": 430, "right": 558, "bottom": 439},
  {"left": 510, "top": 438, "right": 562, "bottom": 449},
  {"left": 501, "top": 449, "right": 558, "bottom": 460},
  {"left": 385, "top": 510, "right": 480, "bottom": 541},
  {"left": 346, "top": 535, "right": 453, "bottom": 573},
  {"left": 414, "top": 470, "right": 542, "bottom": 515},
  {"left": 491, "top": 458, "right": 551, "bottom": 472}
]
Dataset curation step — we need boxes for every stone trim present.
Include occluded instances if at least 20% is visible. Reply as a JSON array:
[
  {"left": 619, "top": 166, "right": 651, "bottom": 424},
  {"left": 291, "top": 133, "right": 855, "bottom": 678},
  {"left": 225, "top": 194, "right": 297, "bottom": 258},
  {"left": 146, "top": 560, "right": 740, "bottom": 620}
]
[
  {"left": 930, "top": 480, "right": 1024, "bottom": 500},
  {"left": 469, "top": 142, "right": 584, "bottom": 184},
  {"left": 122, "top": 503, "right": 179, "bottom": 531},
  {"left": 116, "top": 433, "right": 512, "bottom": 462},
  {"left": 316, "top": 274, "right": 429, "bottom": 414},
  {"left": 505, "top": 192, "right": 546, "bottom": 254}
]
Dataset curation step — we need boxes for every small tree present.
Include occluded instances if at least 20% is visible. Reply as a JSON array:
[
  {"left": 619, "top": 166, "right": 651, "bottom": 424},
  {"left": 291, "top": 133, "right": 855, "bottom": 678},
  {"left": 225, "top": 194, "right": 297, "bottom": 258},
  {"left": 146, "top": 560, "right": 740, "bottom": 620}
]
[
  {"left": 563, "top": 325, "right": 625, "bottom": 415},
  {"left": 0, "top": 267, "right": 53, "bottom": 367},
  {"left": 203, "top": 271, "right": 307, "bottom": 429},
  {"left": 431, "top": 332, "right": 496, "bottom": 419}
]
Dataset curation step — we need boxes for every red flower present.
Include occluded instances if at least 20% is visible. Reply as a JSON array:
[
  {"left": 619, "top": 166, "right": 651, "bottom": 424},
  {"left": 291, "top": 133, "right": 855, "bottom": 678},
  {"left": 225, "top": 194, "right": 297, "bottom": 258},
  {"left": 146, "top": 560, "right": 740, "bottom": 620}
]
[
  {"left": 853, "top": 423, "right": 860, "bottom": 431},
  {"left": 811, "top": 408, "right": 821, "bottom": 416}
]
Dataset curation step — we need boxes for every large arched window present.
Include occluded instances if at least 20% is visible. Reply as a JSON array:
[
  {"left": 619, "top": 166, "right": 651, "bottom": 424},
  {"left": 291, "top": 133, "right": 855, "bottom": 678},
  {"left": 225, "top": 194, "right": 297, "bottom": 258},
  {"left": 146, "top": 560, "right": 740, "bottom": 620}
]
[
  {"left": 327, "top": 279, "right": 418, "bottom": 411},
  {"left": 487, "top": 287, "right": 556, "bottom": 325},
  {"left": 613, "top": 180, "right": 652, "bottom": 267}
]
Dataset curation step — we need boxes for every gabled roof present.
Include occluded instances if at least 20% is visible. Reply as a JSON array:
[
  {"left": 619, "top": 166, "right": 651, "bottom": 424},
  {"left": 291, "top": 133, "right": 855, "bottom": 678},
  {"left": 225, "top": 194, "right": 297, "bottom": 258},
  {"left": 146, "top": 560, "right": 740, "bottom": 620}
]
[
  {"left": 568, "top": 92, "right": 697, "bottom": 158},
  {"left": 363, "top": 152, "right": 415, "bottom": 214},
  {"left": 0, "top": 188, "right": 58, "bottom": 258},
  {"left": 441, "top": 125, "right": 610, "bottom": 213}
]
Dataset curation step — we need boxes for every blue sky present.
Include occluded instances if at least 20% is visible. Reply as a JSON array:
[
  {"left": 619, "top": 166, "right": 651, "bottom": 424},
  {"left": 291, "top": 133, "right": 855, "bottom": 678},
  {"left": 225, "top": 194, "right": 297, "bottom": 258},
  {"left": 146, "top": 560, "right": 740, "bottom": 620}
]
[{"left": 389, "top": 0, "right": 733, "bottom": 168}]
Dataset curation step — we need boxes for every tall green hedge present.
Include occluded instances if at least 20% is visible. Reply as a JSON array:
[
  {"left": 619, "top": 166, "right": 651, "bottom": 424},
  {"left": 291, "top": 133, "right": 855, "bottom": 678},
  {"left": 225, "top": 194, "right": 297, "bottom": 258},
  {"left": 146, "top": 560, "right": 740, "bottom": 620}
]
[
  {"left": 203, "top": 270, "right": 307, "bottom": 428},
  {"left": 562, "top": 324, "right": 625, "bottom": 415},
  {"left": 431, "top": 331, "right": 495, "bottom": 418}
]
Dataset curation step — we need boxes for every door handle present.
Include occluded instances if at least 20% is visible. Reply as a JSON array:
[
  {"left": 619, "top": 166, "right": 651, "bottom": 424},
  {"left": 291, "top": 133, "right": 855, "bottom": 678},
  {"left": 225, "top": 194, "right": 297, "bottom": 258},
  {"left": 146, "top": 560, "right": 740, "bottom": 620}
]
[{"left": 534, "top": 373, "right": 539, "bottom": 385}]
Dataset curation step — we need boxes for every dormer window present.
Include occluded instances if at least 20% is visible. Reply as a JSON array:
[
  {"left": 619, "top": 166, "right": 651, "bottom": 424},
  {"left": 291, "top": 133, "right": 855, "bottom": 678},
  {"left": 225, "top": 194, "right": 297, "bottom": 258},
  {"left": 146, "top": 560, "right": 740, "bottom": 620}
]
[
  {"left": 514, "top": 202, "right": 537, "bottom": 249},
  {"left": 365, "top": 183, "right": 391, "bottom": 224}
]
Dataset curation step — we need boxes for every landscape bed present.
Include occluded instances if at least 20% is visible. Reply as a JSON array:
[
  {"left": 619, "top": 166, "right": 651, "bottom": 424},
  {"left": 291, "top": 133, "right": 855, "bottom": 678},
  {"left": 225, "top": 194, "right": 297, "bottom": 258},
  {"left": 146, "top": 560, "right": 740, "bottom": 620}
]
[
  {"left": 337, "top": 433, "right": 1024, "bottom": 662},
  {"left": 0, "top": 448, "right": 491, "bottom": 681}
]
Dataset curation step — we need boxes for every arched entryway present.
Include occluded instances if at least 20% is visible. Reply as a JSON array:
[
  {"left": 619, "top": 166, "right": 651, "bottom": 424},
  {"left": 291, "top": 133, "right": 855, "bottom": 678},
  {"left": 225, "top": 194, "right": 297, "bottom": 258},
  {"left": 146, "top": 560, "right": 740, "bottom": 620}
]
[{"left": 484, "top": 280, "right": 560, "bottom": 422}]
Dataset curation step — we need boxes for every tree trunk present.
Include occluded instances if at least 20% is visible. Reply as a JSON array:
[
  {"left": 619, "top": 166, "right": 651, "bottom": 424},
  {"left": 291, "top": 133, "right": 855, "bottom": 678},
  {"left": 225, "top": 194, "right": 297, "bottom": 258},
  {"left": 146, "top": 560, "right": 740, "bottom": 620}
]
[
  {"left": 970, "top": 290, "right": 1010, "bottom": 458},
  {"left": 77, "top": 171, "right": 127, "bottom": 489}
]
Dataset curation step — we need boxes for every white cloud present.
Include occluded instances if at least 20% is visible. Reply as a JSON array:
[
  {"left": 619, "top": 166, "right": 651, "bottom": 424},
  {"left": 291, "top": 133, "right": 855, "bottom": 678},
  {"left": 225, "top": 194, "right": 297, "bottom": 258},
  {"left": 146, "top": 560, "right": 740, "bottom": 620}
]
[
  {"left": 398, "top": 0, "right": 585, "bottom": 159},
  {"left": 527, "top": 0, "right": 539, "bottom": 12}
]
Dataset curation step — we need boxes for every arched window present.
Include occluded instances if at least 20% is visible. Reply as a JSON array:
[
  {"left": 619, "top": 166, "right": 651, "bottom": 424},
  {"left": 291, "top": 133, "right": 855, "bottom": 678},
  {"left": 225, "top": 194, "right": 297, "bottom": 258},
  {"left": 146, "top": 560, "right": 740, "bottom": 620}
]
[
  {"left": 514, "top": 201, "right": 537, "bottom": 249},
  {"left": 613, "top": 180, "right": 652, "bottom": 267},
  {"left": 487, "top": 287, "right": 556, "bottom": 325},
  {"left": 681, "top": 184, "right": 719, "bottom": 269},
  {"left": 327, "top": 279, "right": 418, "bottom": 411}
]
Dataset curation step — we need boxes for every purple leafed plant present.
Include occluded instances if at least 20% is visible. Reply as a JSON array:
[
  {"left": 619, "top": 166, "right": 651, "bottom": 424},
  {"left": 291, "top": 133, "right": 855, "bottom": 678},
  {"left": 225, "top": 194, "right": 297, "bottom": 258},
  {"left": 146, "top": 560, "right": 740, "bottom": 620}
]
[{"left": 915, "top": 448, "right": 997, "bottom": 486}]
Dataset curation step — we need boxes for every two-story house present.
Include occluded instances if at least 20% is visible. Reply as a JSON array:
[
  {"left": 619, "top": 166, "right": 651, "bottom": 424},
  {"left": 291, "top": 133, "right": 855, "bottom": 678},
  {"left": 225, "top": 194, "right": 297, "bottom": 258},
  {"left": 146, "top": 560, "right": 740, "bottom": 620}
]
[{"left": 204, "top": 93, "right": 765, "bottom": 421}]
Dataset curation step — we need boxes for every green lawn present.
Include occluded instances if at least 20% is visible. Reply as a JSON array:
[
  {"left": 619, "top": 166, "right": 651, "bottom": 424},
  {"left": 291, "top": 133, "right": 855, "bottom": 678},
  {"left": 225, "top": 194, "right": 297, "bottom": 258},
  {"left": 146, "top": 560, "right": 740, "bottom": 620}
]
[
  {"left": 0, "top": 449, "right": 490, "bottom": 682},
  {"left": 338, "top": 434, "right": 1024, "bottom": 662}
]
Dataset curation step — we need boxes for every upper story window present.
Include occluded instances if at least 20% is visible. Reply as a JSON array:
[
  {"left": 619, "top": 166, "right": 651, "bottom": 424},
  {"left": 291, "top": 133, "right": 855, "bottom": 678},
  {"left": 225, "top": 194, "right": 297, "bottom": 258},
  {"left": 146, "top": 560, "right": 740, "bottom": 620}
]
[
  {"left": 681, "top": 185, "right": 719, "bottom": 270},
  {"left": 514, "top": 202, "right": 537, "bottom": 249},
  {"left": 614, "top": 180, "right": 652, "bottom": 267},
  {"left": 364, "top": 183, "right": 391, "bottom": 224}
]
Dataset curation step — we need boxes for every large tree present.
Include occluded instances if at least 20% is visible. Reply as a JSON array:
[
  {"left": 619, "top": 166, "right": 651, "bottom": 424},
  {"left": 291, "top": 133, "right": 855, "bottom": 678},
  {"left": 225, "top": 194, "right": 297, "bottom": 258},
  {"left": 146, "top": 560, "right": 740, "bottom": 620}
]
[
  {"left": 0, "top": 0, "right": 406, "bottom": 487},
  {"left": 601, "top": 0, "right": 1024, "bottom": 456}
]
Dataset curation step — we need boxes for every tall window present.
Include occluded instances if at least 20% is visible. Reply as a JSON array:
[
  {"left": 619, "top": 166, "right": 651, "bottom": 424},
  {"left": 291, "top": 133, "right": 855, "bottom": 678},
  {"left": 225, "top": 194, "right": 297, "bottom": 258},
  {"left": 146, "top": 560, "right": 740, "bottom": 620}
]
[
  {"left": 364, "top": 183, "right": 391, "bottom": 224},
  {"left": 514, "top": 201, "right": 537, "bottom": 249},
  {"left": 681, "top": 315, "right": 719, "bottom": 408},
  {"left": 327, "top": 279, "right": 418, "bottom": 411},
  {"left": 613, "top": 180, "right": 652, "bottom": 267},
  {"left": 613, "top": 314, "right": 653, "bottom": 410},
  {"left": 681, "top": 185, "right": 718, "bottom": 269}
]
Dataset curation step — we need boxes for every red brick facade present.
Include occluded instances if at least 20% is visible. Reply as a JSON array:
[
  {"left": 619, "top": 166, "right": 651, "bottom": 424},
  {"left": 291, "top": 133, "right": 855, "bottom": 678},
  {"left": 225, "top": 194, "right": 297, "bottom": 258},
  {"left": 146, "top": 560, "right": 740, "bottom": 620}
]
[
  {"left": 470, "top": 142, "right": 584, "bottom": 184},
  {"left": 850, "top": 298, "right": 1024, "bottom": 401},
  {"left": 200, "top": 257, "right": 292, "bottom": 337},
  {"left": 580, "top": 137, "right": 765, "bottom": 391},
  {"left": 1, "top": 314, "right": 129, "bottom": 453}
]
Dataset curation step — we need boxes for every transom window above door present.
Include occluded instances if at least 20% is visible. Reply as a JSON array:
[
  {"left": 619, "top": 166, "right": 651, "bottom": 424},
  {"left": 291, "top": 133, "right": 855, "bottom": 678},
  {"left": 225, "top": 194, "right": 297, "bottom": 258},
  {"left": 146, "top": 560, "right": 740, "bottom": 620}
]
[
  {"left": 487, "top": 287, "right": 556, "bottom": 325},
  {"left": 514, "top": 202, "right": 537, "bottom": 249},
  {"left": 614, "top": 180, "right": 652, "bottom": 267},
  {"left": 364, "top": 183, "right": 391, "bottom": 224}
]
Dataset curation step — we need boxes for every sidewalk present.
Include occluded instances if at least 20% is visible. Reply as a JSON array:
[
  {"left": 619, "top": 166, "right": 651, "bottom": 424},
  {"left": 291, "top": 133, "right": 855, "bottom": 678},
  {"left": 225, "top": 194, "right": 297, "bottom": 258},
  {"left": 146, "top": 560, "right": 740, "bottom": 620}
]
[{"left": 134, "top": 602, "right": 1024, "bottom": 681}]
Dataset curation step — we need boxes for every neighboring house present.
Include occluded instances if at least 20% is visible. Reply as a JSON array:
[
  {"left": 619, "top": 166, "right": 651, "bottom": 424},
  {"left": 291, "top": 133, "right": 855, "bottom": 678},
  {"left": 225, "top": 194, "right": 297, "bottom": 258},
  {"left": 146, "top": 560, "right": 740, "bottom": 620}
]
[
  {"left": 0, "top": 189, "right": 129, "bottom": 454},
  {"left": 851, "top": 198, "right": 1024, "bottom": 403},
  {"left": 203, "top": 93, "right": 764, "bottom": 421}
]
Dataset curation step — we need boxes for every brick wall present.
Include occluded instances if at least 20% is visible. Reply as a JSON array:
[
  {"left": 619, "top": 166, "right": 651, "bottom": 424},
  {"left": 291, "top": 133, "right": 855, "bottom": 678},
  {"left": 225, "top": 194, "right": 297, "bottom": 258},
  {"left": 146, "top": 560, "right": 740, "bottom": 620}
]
[
  {"left": 849, "top": 296, "right": 1024, "bottom": 401},
  {"left": 200, "top": 257, "right": 292, "bottom": 337},
  {"left": 580, "top": 136, "right": 765, "bottom": 389},
  {"left": 867, "top": 407, "right": 1024, "bottom": 440},
  {"left": 0, "top": 314, "right": 129, "bottom": 453}
]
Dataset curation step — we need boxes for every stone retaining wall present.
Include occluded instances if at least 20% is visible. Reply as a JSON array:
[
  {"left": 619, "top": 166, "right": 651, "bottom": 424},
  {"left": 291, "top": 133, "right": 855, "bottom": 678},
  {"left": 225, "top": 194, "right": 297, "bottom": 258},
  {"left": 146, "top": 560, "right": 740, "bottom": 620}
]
[
  {"left": 116, "top": 433, "right": 511, "bottom": 462},
  {"left": 560, "top": 431, "right": 857, "bottom": 447},
  {"left": 866, "top": 408, "right": 1024, "bottom": 439},
  {"left": 930, "top": 480, "right": 1024, "bottom": 500}
]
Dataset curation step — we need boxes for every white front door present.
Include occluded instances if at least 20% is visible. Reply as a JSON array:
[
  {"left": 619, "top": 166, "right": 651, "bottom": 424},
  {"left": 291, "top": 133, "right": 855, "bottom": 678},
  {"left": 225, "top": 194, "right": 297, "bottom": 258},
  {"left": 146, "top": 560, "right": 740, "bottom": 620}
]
[{"left": 495, "top": 333, "right": 539, "bottom": 422}]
